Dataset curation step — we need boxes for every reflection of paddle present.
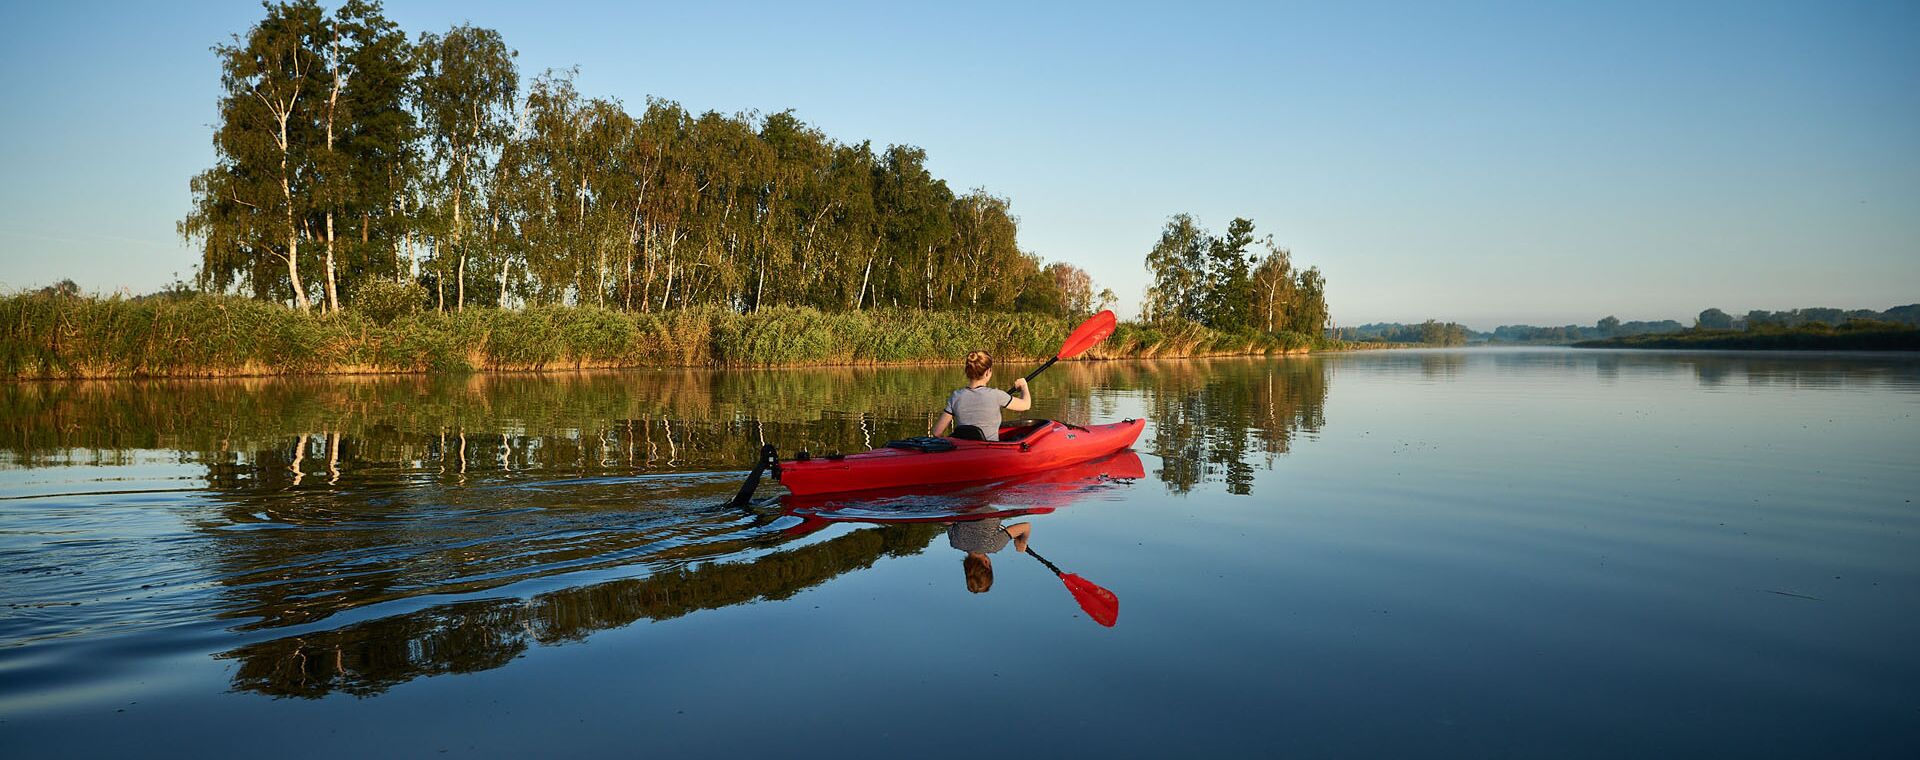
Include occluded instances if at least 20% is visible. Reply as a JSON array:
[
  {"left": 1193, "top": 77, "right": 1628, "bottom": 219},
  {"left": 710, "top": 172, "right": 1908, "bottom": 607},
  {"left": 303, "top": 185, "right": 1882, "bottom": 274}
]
[
  {"left": 1024, "top": 546, "right": 1119, "bottom": 627},
  {"left": 1014, "top": 310, "right": 1118, "bottom": 391}
]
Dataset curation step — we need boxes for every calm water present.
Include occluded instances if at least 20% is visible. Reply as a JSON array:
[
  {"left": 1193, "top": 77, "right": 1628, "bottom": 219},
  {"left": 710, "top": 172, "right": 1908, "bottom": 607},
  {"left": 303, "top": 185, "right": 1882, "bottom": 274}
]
[{"left": 2, "top": 350, "right": 1916, "bottom": 756}]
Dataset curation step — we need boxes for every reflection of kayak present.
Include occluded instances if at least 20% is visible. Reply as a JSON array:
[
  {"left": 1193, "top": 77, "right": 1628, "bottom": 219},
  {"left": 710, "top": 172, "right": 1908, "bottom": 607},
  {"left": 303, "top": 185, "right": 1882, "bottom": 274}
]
[
  {"left": 775, "top": 418, "right": 1146, "bottom": 497},
  {"left": 778, "top": 451, "right": 1144, "bottom": 536}
]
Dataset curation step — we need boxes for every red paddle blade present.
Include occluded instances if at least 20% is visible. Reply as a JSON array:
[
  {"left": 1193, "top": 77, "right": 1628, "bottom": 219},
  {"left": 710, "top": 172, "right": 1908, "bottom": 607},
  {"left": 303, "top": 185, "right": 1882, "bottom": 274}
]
[
  {"left": 1061, "top": 573, "right": 1119, "bottom": 627},
  {"left": 1057, "top": 310, "right": 1118, "bottom": 360}
]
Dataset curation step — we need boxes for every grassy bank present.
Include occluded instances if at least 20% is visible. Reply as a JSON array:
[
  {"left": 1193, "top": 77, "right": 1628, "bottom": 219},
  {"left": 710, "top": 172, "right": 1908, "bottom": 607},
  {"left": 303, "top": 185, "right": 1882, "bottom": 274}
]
[
  {"left": 1573, "top": 323, "right": 1920, "bottom": 351},
  {"left": 0, "top": 293, "right": 1336, "bottom": 379}
]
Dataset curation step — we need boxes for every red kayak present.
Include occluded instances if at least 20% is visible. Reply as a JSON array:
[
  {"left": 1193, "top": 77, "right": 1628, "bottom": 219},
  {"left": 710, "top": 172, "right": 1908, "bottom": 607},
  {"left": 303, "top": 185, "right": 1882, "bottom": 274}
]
[
  {"left": 775, "top": 418, "right": 1146, "bottom": 497},
  {"left": 777, "top": 452, "right": 1144, "bottom": 537}
]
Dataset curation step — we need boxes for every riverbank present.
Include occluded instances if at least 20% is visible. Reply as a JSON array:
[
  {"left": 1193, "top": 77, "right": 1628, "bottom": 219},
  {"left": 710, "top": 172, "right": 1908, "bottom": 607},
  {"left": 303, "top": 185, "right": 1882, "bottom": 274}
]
[
  {"left": 1572, "top": 323, "right": 1920, "bottom": 351},
  {"left": 0, "top": 294, "right": 1338, "bottom": 379}
]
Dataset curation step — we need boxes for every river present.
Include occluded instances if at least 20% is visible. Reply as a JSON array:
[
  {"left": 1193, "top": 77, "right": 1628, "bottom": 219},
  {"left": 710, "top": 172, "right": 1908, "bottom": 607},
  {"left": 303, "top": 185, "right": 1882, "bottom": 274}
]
[{"left": 2, "top": 349, "right": 1915, "bottom": 756}]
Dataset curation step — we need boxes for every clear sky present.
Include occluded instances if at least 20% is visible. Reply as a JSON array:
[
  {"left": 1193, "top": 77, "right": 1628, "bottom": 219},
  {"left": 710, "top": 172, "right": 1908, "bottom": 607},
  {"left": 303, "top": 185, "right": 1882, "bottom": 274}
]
[{"left": 1, "top": 0, "right": 1914, "bottom": 328}]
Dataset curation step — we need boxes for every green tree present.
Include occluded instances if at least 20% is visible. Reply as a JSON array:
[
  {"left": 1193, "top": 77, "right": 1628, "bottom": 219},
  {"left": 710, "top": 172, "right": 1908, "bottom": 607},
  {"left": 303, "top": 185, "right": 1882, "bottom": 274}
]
[
  {"left": 1250, "top": 239, "right": 1296, "bottom": 333},
  {"left": 873, "top": 145, "right": 953, "bottom": 310},
  {"left": 1144, "top": 214, "right": 1207, "bottom": 323},
  {"left": 949, "top": 192, "right": 1023, "bottom": 310},
  {"left": 1046, "top": 262, "right": 1095, "bottom": 317},
  {"left": 183, "top": 3, "right": 1108, "bottom": 320},
  {"left": 183, "top": 0, "right": 330, "bottom": 310},
  {"left": 1204, "top": 217, "right": 1256, "bottom": 332},
  {"left": 1288, "top": 266, "right": 1328, "bottom": 335},
  {"left": 304, "top": 0, "right": 414, "bottom": 313},
  {"left": 414, "top": 24, "right": 517, "bottom": 311},
  {"left": 1697, "top": 308, "right": 1734, "bottom": 330},
  {"left": 332, "top": 0, "right": 417, "bottom": 301}
]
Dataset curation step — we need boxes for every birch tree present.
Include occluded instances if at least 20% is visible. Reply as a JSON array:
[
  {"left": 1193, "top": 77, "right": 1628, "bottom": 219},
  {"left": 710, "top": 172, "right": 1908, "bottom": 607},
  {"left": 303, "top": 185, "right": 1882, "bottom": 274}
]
[
  {"left": 333, "top": 0, "right": 416, "bottom": 301},
  {"left": 1143, "top": 214, "right": 1207, "bottom": 323},
  {"left": 184, "top": 0, "right": 328, "bottom": 311},
  {"left": 415, "top": 25, "right": 516, "bottom": 311}
]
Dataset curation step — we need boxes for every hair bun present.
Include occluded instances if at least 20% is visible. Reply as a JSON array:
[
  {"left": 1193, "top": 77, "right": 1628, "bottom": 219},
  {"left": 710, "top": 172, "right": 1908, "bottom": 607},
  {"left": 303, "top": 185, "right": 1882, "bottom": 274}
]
[{"left": 964, "top": 351, "right": 994, "bottom": 380}]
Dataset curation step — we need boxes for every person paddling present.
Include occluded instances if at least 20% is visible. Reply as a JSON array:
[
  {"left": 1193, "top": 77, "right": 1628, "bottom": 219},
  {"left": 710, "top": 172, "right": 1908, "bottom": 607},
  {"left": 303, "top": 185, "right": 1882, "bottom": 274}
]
[{"left": 931, "top": 350, "right": 1032, "bottom": 441}]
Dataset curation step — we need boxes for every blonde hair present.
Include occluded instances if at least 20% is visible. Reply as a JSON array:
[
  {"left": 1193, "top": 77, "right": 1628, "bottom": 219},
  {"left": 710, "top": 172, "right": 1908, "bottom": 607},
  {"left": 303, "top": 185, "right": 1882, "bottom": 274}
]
[
  {"left": 964, "top": 351, "right": 994, "bottom": 381},
  {"left": 963, "top": 554, "right": 993, "bottom": 593}
]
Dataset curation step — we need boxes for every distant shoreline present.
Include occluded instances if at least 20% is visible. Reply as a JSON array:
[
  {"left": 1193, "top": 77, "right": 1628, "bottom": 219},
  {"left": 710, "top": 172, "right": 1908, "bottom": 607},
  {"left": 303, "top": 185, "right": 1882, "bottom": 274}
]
[{"left": 1572, "top": 326, "right": 1920, "bottom": 352}]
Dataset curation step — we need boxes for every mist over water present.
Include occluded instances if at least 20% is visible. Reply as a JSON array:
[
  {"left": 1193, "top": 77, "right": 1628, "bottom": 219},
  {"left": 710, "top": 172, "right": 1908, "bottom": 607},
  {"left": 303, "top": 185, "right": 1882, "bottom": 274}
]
[{"left": 2, "top": 350, "right": 1915, "bottom": 756}]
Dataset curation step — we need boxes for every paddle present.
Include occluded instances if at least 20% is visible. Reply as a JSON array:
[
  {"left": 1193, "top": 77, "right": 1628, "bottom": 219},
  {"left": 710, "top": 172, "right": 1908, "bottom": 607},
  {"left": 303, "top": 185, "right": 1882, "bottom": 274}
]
[
  {"left": 1024, "top": 546, "right": 1119, "bottom": 627},
  {"left": 729, "top": 443, "right": 779, "bottom": 508},
  {"left": 1013, "top": 309, "right": 1117, "bottom": 392}
]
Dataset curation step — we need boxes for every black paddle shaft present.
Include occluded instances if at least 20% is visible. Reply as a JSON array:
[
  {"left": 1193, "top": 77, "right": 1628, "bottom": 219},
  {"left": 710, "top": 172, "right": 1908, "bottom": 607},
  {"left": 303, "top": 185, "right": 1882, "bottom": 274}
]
[
  {"left": 729, "top": 444, "right": 778, "bottom": 507},
  {"left": 1010, "top": 356, "right": 1058, "bottom": 394},
  {"left": 1025, "top": 547, "right": 1066, "bottom": 578}
]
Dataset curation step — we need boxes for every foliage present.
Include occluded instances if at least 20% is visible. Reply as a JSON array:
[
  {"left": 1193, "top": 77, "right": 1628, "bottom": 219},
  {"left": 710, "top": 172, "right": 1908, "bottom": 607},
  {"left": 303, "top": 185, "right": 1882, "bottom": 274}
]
[
  {"left": 1575, "top": 320, "right": 1920, "bottom": 351},
  {"left": 1696, "top": 307, "right": 1735, "bottom": 330},
  {"left": 1142, "top": 213, "right": 1331, "bottom": 338},
  {"left": 182, "top": 2, "right": 1082, "bottom": 319},
  {"left": 0, "top": 294, "right": 1335, "bottom": 379},
  {"left": 1702, "top": 304, "right": 1920, "bottom": 331},
  {"left": 1342, "top": 320, "right": 1477, "bottom": 346},
  {"left": 414, "top": 23, "right": 517, "bottom": 311},
  {"left": 350, "top": 280, "right": 427, "bottom": 324}
]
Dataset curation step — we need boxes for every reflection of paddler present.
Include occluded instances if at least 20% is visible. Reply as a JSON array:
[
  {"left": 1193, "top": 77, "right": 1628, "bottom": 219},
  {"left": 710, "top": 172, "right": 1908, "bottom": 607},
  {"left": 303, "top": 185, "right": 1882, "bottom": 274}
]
[{"left": 950, "top": 518, "right": 1030, "bottom": 593}]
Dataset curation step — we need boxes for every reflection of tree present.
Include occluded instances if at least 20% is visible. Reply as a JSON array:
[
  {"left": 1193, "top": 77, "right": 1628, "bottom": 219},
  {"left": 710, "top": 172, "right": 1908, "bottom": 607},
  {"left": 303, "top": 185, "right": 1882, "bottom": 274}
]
[
  {"left": 3, "top": 361, "right": 1321, "bottom": 674},
  {"left": 220, "top": 524, "right": 940, "bottom": 698},
  {"left": 1419, "top": 352, "right": 1465, "bottom": 380},
  {"left": 0, "top": 371, "right": 962, "bottom": 470},
  {"left": 1140, "top": 359, "right": 1330, "bottom": 495}
]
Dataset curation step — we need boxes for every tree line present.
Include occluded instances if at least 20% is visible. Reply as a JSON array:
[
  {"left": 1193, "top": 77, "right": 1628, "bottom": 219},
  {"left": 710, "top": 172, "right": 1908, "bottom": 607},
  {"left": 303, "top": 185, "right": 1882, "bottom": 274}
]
[
  {"left": 1695, "top": 305, "right": 1919, "bottom": 331},
  {"left": 1344, "top": 321, "right": 1477, "bottom": 346},
  {"left": 1141, "top": 214, "right": 1329, "bottom": 335},
  {"left": 1489, "top": 316, "right": 1684, "bottom": 344},
  {"left": 1340, "top": 316, "right": 1689, "bottom": 345},
  {"left": 180, "top": 0, "right": 1107, "bottom": 317}
]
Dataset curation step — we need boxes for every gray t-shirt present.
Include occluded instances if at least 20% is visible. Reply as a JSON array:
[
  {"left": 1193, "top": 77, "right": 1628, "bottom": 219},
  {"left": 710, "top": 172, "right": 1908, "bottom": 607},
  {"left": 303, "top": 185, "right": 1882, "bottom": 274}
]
[
  {"left": 947, "top": 518, "right": 1011, "bottom": 554},
  {"left": 944, "top": 386, "right": 1013, "bottom": 441}
]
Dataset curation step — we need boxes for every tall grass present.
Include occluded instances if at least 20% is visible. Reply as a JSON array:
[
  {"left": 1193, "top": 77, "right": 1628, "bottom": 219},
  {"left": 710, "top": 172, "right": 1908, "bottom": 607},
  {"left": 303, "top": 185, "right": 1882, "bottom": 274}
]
[{"left": 1, "top": 293, "right": 1331, "bottom": 379}]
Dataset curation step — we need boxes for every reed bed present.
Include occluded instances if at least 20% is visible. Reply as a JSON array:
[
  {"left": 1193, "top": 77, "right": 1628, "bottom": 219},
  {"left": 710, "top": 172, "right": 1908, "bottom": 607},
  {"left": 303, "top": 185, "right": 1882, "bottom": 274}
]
[{"left": 1, "top": 293, "right": 1335, "bottom": 379}]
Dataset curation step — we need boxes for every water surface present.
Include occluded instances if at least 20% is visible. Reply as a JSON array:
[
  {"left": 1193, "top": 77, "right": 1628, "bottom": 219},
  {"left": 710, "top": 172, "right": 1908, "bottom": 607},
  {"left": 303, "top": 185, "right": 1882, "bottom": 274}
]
[{"left": 2, "top": 350, "right": 1915, "bottom": 756}]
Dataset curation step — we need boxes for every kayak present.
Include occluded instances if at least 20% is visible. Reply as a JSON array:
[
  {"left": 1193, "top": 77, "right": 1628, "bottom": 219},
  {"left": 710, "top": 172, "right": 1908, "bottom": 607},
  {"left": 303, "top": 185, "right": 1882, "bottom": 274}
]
[
  {"left": 777, "top": 451, "right": 1144, "bottom": 536},
  {"left": 775, "top": 418, "right": 1145, "bottom": 497}
]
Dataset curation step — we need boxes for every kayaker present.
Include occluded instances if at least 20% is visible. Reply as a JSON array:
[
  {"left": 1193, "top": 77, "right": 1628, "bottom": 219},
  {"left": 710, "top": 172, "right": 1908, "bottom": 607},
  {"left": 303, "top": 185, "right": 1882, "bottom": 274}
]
[
  {"left": 930, "top": 350, "right": 1032, "bottom": 441},
  {"left": 950, "top": 518, "right": 1031, "bottom": 593}
]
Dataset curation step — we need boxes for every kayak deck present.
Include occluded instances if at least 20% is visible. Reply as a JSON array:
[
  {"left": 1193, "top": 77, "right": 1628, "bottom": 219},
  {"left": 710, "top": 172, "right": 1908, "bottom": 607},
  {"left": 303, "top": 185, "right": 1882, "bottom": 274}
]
[{"left": 775, "top": 418, "right": 1145, "bottom": 497}]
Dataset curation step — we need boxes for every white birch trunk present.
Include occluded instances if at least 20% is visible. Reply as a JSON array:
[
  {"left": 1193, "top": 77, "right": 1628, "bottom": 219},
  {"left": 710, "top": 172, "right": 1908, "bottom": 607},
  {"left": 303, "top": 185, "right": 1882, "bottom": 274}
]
[
  {"left": 324, "top": 212, "right": 338, "bottom": 313},
  {"left": 453, "top": 182, "right": 465, "bottom": 312}
]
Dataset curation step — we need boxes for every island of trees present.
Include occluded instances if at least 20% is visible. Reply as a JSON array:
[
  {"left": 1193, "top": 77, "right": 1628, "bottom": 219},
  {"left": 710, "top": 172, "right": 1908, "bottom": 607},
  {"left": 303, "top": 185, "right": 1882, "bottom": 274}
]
[
  {"left": 0, "top": 0, "right": 1338, "bottom": 380},
  {"left": 1340, "top": 317, "right": 1685, "bottom": 346},
  {"left": 1336, "top": 305, "right": 1919, "bottom": 349},
  {"left": 1575, "top": 305, "right": 1920, "bottom": 351}
]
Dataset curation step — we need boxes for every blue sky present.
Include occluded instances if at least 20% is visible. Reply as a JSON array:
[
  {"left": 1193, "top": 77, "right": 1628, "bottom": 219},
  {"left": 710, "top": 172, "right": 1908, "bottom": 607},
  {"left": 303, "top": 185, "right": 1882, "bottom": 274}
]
[{"left": 1, "top": 0, "right": 1914, "bottom": 327}]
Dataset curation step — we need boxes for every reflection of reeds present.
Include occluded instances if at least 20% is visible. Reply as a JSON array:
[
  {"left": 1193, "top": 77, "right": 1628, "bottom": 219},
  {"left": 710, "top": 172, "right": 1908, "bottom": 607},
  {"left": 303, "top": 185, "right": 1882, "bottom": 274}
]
[
  {"left": 2, "top": 293, "right": 1331, "bottom": 379},
  {"left": 0, "top": 358, "right": 1342, "bottom": 473}
]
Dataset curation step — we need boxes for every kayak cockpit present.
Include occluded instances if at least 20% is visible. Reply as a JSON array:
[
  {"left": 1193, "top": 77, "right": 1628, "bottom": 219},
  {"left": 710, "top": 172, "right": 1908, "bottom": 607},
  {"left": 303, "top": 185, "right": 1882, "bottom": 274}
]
[{"left": 996, "top": 419, "right": 1053, "bottom": 441}]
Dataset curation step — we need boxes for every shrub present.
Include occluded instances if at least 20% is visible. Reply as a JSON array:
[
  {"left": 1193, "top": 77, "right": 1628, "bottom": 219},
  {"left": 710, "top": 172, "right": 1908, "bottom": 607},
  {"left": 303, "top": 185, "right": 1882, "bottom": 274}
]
[{"left": 351, "top": 281, "right": 428, "bottom": 326}]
